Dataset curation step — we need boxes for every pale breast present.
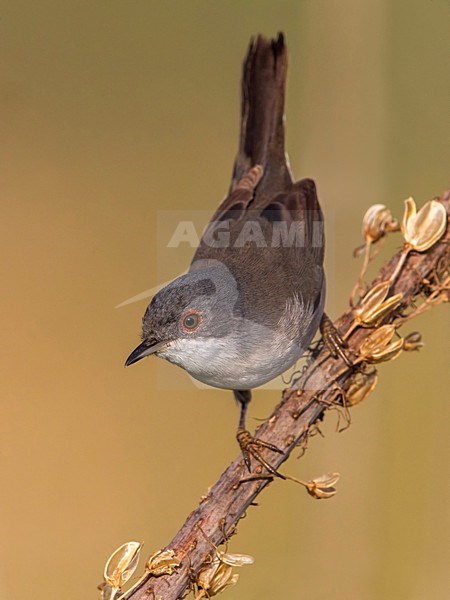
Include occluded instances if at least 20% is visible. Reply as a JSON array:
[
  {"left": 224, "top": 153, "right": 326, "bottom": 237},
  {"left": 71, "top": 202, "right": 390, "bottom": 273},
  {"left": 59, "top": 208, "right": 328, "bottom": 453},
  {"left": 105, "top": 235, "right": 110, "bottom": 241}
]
[{"left": 157, "top": 292, "right": 322, "bottom": 390}]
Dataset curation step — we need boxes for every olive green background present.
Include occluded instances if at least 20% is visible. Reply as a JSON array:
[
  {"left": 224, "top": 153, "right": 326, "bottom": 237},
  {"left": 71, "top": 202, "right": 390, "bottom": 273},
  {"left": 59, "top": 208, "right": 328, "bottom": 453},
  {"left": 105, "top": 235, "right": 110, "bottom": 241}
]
[{"left": 1, "top": 1, "right": 449, "bottom": 599}]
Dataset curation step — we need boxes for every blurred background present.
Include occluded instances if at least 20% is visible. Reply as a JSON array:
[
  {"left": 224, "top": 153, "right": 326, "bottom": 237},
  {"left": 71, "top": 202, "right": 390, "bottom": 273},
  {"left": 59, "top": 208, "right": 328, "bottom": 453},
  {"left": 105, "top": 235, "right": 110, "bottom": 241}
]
[{"left": 1, "top": 1, "right": 449, "bottom": 599}]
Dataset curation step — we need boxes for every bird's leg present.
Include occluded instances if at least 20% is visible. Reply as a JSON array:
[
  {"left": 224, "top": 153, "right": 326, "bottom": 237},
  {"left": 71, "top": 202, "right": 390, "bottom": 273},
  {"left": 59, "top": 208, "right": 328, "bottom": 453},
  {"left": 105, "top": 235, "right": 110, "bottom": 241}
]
[
  {"left": 320, "top": 313, "right": 353, "bottom": 367},
  {"left": 234, "top": 390, "right": 285, "bottom": 479}
]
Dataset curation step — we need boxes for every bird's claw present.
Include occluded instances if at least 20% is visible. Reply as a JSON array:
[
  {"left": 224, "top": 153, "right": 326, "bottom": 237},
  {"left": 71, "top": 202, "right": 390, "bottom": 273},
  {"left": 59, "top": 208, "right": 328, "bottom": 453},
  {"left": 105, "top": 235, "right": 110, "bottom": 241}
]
[
  {"left": 320, "top": 314, "right": 353, "bottom": 367},
  {"left": 236, "top": 428, "right": 285, "bottom": 479}
]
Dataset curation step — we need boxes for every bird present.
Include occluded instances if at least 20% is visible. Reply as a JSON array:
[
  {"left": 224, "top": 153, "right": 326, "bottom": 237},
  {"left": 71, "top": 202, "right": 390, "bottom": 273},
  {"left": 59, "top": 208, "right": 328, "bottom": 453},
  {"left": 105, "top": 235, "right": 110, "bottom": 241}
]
[{"left": 125, "top": 33, "right": 345, "bottom": 476}]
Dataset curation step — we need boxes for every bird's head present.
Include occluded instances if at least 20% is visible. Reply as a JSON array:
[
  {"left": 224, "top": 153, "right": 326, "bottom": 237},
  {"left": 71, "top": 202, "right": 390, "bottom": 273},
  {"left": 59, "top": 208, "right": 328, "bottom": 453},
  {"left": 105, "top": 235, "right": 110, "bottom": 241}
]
[{"left": 125, "top": 264, "right": 240, "bottom": 369}]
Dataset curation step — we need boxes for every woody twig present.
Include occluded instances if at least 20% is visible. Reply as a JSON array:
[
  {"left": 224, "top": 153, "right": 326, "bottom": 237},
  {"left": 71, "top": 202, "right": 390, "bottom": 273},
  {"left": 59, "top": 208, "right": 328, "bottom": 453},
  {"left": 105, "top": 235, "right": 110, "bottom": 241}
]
[{"left": 99, "top": 191, "right": 449, "bottom": 600}]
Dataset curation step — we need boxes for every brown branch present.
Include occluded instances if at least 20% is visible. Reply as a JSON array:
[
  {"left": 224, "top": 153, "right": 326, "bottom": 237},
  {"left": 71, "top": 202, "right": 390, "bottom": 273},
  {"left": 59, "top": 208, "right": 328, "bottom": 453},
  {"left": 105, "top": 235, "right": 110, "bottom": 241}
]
[{"left": 123, "top": 191, "right": 449, "bottom": 600}]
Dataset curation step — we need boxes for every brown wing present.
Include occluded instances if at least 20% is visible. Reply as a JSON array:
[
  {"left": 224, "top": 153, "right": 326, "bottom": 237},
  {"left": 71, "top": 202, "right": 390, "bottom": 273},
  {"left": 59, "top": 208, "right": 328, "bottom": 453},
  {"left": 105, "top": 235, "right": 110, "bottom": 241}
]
[{"left": 193, "top": 174, "right": 324, "bottom": 268}]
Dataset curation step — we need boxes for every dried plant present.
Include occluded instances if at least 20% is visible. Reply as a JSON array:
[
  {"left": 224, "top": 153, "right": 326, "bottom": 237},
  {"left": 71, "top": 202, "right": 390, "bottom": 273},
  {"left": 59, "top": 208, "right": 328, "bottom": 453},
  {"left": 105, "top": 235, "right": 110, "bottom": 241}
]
[
  {"left": 100, "top": 542, "right": 143, "bottom": 600},
  {"left": 352, "top": 204, "right": 399, "bottom": 301},
  {"left": 195, "top": 550, "right": 254, "bottom": 599},
  {"left": 108, "top": 190, "right": 448, "bottom": 600}
]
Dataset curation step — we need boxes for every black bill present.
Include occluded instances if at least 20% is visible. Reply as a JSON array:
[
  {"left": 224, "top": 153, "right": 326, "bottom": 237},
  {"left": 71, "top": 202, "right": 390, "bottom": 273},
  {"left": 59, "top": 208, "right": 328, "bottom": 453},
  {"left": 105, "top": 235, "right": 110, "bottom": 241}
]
[{"left": 124, "top": 339, "right": 169, "bottom": 367}]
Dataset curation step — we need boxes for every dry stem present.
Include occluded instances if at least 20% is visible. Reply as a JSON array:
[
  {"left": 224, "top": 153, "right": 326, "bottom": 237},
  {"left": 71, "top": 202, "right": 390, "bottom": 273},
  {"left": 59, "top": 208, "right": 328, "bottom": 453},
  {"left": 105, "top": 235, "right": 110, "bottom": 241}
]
[{"left": 125, "top": 191, "right": 449, "bottom": 600}]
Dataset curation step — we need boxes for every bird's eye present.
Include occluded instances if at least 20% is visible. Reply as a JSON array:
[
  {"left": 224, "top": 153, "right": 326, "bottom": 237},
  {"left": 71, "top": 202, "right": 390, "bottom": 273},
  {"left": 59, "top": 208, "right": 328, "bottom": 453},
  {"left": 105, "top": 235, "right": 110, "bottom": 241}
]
[{"left": 181, "top": 312, "right": 201, "bottom": 332}]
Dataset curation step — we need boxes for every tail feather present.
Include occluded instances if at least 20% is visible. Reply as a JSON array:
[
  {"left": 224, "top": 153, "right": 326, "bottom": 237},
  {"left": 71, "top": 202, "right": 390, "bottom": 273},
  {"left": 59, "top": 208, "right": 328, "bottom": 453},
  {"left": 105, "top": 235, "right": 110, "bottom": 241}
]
[{"left": 231, "top": 32, "right": 293, "bottom": 198}]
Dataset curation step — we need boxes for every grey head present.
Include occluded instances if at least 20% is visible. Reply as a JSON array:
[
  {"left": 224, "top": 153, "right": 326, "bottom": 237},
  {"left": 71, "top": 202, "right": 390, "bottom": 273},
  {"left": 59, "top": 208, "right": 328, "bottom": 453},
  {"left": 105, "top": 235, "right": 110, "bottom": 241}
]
[
  {"left": 125, "top": 258, "right": 322, "bottom": 391},
  {"left": 125, "top": 261, "right": 243, "bottom": 385}
]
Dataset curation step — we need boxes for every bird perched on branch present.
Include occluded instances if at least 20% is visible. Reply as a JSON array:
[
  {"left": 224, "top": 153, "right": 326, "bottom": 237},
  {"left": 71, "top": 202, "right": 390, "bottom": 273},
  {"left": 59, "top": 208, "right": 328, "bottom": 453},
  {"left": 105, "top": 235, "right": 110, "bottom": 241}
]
[{"left": 126, "top": 33, "right": 344, "bottom": 475}]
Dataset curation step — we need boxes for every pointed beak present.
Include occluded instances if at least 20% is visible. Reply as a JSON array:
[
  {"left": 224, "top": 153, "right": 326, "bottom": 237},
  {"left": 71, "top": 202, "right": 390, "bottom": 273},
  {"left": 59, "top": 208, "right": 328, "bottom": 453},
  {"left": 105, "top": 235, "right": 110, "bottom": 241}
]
[{"left": 124, "top": 339, "right": 169, "bottom": 367}]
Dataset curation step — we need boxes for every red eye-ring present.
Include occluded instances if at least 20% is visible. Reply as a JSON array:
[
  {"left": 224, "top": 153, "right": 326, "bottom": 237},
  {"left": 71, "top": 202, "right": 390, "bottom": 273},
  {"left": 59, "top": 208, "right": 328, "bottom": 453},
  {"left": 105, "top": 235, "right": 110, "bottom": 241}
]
[{"left": 181, "top": 311, "right": 201, "bottom": 332}]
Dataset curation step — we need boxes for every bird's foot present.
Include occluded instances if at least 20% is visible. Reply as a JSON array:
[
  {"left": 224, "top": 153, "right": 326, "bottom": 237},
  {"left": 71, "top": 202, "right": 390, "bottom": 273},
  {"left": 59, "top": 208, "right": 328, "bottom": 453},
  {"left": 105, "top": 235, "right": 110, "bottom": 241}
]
[
  {"left": 236, "top": 428, "right": 285, "bottom": 479},
  {"left": 320, "top": 313, "right": 353, "bottom": 367}
]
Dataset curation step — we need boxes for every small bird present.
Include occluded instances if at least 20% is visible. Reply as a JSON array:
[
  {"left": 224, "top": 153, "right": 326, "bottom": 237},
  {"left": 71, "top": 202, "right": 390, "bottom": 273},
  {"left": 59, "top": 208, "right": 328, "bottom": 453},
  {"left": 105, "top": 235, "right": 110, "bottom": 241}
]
[{"left": 126, "top": 33, "right": 343, "bottom": 474}]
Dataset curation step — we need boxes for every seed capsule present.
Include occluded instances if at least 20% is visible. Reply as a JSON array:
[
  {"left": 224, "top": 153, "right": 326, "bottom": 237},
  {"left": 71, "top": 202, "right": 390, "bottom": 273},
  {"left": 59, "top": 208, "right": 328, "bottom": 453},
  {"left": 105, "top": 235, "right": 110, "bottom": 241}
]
[
  {"left": 104, "top": 541, "right": 143, "bottom": 591},
  {"left": 305, "top": 472, "right": 340, "bottom": 500},
  {"left": 197, "top": 550, "right": 254, "bottom": 597},
  {"left": 362, "top": 204, "right": 399, "bottom": 243},
  {"left": 403, "top": 331, "right": 424, "bottom": 352},
  {"left": 145, "top": 548, "right": 180, "bottom": 576},
  {"left": 345, "top": 371, "right": 378, "bottom": 406},
  {"left": 354, "top": 281, "right": 403, "bottom": 327},
  {"left": 285, "top": 472, "right": 341, "bottom": 499},
  {"left": 198, "top": 560, "right": 239, "bottom": 597},
  {"left": 359, "top": 325, "right": 404, "bottom": 363},
  {"left": 218, "top": 552, "right": 255, "bottom": 567},
  {"left": 401, "top": 197, "right": 447, "bottom": 252}
]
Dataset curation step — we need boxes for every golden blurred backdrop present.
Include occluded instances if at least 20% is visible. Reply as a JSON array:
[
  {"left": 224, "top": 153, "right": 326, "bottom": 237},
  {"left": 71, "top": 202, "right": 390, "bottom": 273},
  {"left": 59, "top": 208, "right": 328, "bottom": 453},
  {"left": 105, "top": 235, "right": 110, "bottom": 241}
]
[{"left": 1, "top": 1, "right": 449, "bottom": 599}]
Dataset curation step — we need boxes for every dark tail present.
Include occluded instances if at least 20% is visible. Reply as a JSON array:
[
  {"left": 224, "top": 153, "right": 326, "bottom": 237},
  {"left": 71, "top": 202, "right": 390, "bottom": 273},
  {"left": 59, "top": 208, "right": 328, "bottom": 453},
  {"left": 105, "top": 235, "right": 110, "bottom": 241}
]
[{"left": 231, "top": 33, "right": 293, "bottom": 198}]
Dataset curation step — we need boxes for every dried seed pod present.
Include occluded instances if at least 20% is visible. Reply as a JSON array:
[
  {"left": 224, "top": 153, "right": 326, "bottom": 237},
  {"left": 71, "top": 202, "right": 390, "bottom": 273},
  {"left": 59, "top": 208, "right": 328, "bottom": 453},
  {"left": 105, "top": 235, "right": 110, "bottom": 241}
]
[
  {"left": 352, "top": 205, "right": 400, "bottom": 303},
  {"left": 403, "top": 331, "right": 424, "bottom": 352},
  {"left": 362, "top": 204, "right": 399, "bottom": 243},
  {"left": 197, "top": 557, "right": 221, "bottom": 592},
  {"left": 197, "top": 549, "right": 254, "bottom": 597},
  {"left": 370, "top": 339, "right": 403, "bottom": 362},
  {"left": 218, "top": 552, "right": 255, "bottom": 568},
  {"left": 197, "top": 559, "right": 239, "bottom": 597},
  {"left": 359, "top": 325, "right": 403, "bottom": 363},
  {"left": 145, "top": 548, "right": 180, "bottom": 576},
  {"left": 345, "top": 371, "right": 378, "bottom": 406},
  {"left": 212, "top": 571, "right": 239, "bottom": 596},
  {"left": 401, "top": 197, "right": 447, "bottom": 252},
  {"left": 359, "top": 324, "right": 395, "bottom": 354},
  {"left": 104, "top": 541, "right": 143, "bottom": 590},
  {"left": 209, "top": 564, "right": 239, "bottom": 596},
  {"left": 306, "top": 472, "right": 340, "bottom": 500},
  {"left": 354, "top": 281, "right": 403, "bottom": 326}
]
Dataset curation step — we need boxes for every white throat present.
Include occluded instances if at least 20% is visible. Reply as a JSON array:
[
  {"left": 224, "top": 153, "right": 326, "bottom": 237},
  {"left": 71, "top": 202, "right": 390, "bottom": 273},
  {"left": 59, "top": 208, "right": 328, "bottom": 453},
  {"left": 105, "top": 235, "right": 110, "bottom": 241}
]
[{"left": 157, "top": 295, "right": 314, "bottom": 389}]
